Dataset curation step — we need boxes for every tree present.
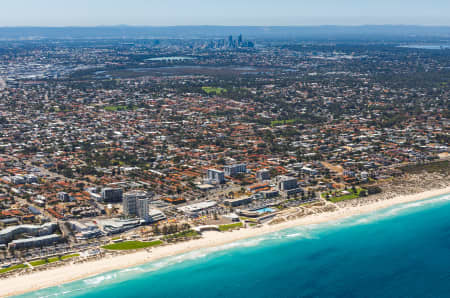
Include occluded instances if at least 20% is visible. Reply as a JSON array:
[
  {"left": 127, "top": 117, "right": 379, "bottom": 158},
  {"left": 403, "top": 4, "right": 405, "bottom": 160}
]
[{"left": 62, "top": 167, "right": 74, "bottom": 179}]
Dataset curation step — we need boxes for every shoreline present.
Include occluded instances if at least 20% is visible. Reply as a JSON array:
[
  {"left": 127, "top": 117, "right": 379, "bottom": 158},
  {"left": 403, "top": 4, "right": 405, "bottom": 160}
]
[{"left": 2, "top": 186, "right": 450, "bottom": 297}]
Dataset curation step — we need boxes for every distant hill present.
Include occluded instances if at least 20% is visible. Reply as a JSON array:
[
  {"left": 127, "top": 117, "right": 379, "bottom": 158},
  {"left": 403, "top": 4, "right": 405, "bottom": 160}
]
[{"left": 0, "top": 25, "right": 449, "bottom": 41}]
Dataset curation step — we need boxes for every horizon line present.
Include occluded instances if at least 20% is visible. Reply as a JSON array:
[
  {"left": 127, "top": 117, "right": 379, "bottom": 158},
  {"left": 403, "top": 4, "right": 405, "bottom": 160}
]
[{"left": 1, "top": 24, "right": 450, "bottom": 28}]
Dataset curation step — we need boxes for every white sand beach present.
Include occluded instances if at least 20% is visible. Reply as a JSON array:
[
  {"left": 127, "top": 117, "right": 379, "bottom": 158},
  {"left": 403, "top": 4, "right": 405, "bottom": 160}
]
[{"left": 1, "top": 186, "right": 449, "bottom": 297}]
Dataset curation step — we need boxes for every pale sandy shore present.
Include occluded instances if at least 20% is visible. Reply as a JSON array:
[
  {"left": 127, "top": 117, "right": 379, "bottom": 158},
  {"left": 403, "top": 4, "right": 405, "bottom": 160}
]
[{"left": 1, "top": 186, "right": 450, "bottom": 297}]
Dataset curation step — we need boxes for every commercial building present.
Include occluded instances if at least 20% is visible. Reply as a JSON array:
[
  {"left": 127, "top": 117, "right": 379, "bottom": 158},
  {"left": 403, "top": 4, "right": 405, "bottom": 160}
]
[
  {"left": 57, "top": 192, "right": 70, "bottom": 202},
  {"left": 224, "top": 197, "right": 252, "bottom": 207},
  {"left": 9, "top": 234, "right": 61, "bottom": 249},
  {"left": 302, "top": 167, "right": 318, "bottom": 176},
  {"left": 224, "top": 163, "right": 246, "bottom": 176},
  {"left": 261, "top": 190, "right": 279, "bottom": 198},
  {"left": 277, "top": 176, "right": 299, "bottom": 191},
  {"left": 207, "top": 169, "right": 225, "bottom": 184},
  {"left": 101, "top": 188, "right": 123, "bottom": 203},
  {"left": 123, "top": 191, "right": 149, "bottom": 221},
  {"left": 24, "top": 174, "right": 39, "bottom": 184},
  {"left": 137, "top": 197, "right": 149, "bottom": 222},
  {"left": 277, "top": 176, "right": 303, "bottom": 197},
  {"left": 178, "top": 201, "right": 217, "bottom": 214},
  {"left": 68, "top": 221, "right": 103, "bottom": 240},
  {"left": 0, "top": 223, "right": 57, "bottom": 244},
  {"left": 11, "top": 176, "right": 26, "bottom": 185},
  {"left": 148, "top": 209, "right": 166, "bottom": 223},
  {"left": 256, "top": 169, "right": 270, "bottom": 181},
  {"left": 97, "top": 218, "right": 141, "bottom": 235}
]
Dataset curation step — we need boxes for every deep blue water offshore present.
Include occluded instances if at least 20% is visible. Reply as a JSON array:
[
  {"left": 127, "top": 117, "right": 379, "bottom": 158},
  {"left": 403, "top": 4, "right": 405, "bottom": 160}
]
[{"left": 18, "top": 193, "right": 450, "bottom": 298}]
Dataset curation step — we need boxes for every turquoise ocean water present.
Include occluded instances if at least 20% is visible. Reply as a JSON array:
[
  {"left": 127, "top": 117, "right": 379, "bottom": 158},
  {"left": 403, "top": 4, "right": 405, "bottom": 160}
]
[{"left": 18, "top": 193, "right": 450, "bottom": 298}]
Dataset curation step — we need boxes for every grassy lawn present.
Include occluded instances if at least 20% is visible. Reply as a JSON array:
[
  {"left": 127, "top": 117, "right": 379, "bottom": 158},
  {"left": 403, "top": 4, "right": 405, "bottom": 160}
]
[
  {"left": 61, "top": 253, "right": 80, "bottom": 260},
  {"left": 104, "top": 105, "right": 136, "bottom": 112},
  {"left": 29, "top": 254, "right": 78, "bottom": 266},
  {"left": 29, "top": 259, "right": 48, "bottom": 266},
  {"left": 270, "top": 119, "right": 298, "bottom": 127},
  {"left": 240, "top": 217, "right": 258, "bottom": 223},
  {"left": 202, "top": 87, "right": 227, "bottom": 95},
  {"left": 0, "top": 263, "right": 28, "bottom": 274},
  {"left": 163, "top": 230, "right": 199, "bottom": 240},
  {"left": 323, "top": 188, "right": 367, "bottom": 203},
  {"left": 219, "top": 222, "right": 243, "bottom": 232},
  {"left": 102, "top": 240, "right": 163, "bottom": 250}
]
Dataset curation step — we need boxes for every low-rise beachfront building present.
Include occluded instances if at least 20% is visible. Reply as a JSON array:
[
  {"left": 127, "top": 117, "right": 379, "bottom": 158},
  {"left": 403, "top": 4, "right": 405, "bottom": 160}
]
[
  {"left": 224, "top": 197, "right": 252, "bottom": 207},
  {"left": 97, "top": 218, "right": 141, "bottom": 235},
  {"left": 148, "top": 209, "right": 166, "bottom": 223},
  {"left": 68, "top": 221, "right": 103, "bottom": 240},
  {"left": 178, "top": 201, "right": 217, "bottom": 215},
  {"left": 261, "top": 190, "right": 279, "bottom": 199},
  {"left": 277, "top": 176, "right": 303, "bottom": 197},
  {"left": 0, "top": 222, "right": 57, "bottom": 244},
  {"left": 277, "top": 176, "right": 298, "bottom": 191},
  {"left": 9, "top": 234, "right": 61, "bottom": 249}
]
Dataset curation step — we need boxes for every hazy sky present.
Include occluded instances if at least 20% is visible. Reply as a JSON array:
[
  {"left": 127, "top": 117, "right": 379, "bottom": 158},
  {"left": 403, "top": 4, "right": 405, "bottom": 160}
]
[{"left": 1, "top": 0, "right": 450, "bottom": 26}]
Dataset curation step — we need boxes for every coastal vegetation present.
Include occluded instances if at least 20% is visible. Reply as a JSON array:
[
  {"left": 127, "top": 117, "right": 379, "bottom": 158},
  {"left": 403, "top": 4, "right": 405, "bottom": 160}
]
[
  {"left": 162, "top": 230, "right": 199, "bottom": 240},
  {"left": 102, "top": 240, "right": 163, "bottom": 250},
  {"left": 400, "top": 160, "right": 449, "bottom": 175},
  {"left": 322, "top": 187, "right": 368, "bottom": 202}
]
